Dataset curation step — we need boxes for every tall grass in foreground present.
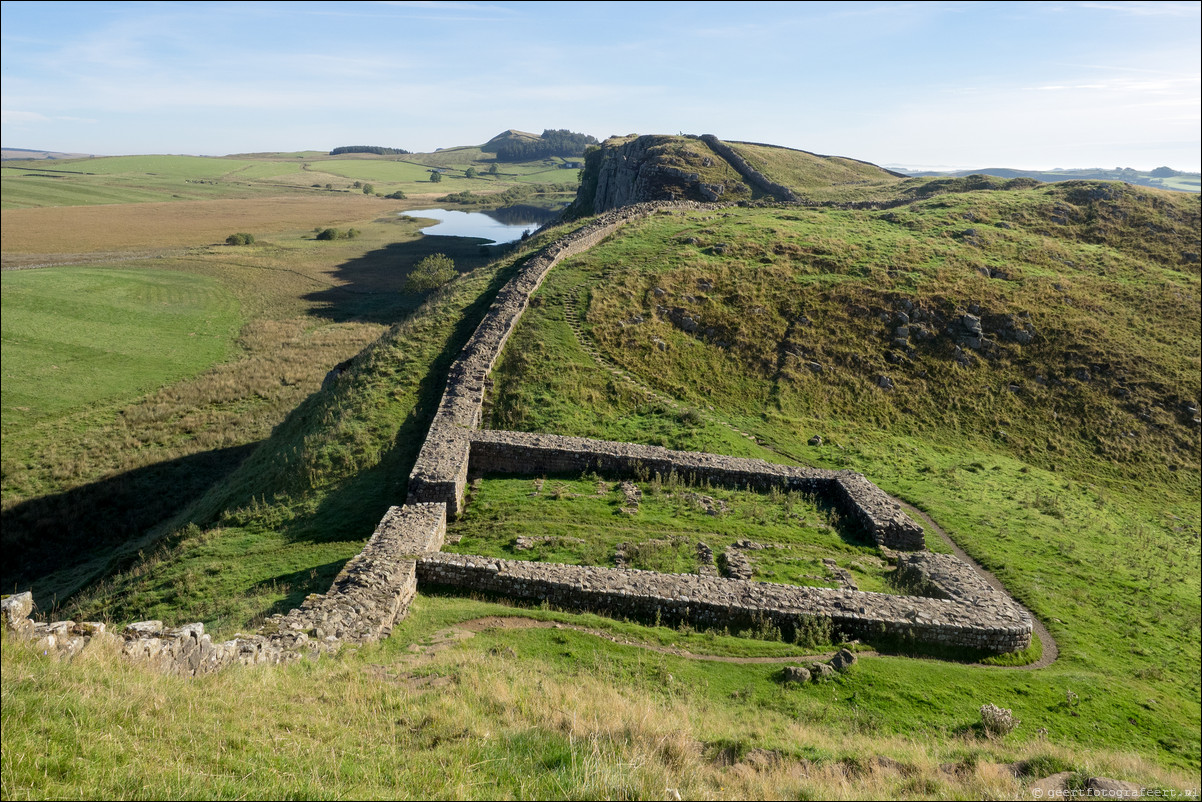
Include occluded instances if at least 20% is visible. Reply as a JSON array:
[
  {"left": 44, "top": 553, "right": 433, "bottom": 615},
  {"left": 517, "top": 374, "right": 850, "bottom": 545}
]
[{"left": 4, "top": 599, "right": 1197, "bottom": 800}]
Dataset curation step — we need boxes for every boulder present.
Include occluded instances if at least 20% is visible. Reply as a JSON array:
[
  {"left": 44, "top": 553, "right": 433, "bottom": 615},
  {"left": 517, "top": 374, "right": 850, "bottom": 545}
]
[
  {"left": 830, "top": 648, "right": 858, "bottom": 673},
  {"left": 782, "top": 665, "right": 812, "bottom": 684}
]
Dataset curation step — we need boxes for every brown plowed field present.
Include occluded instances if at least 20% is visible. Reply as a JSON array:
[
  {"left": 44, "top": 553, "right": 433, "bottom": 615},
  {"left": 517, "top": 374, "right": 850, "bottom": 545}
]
[{"left": 1, "top": 194, "right": 394, "bottom": 257}]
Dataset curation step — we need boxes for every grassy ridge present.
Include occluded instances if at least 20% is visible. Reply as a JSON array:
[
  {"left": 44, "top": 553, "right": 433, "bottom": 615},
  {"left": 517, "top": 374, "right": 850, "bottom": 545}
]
[
  {"left": 483, "top": 189, "right": 1201, "bottom": 767},
  {"left": 2, "top": 148, "right": 1199, "bottom": 793}
]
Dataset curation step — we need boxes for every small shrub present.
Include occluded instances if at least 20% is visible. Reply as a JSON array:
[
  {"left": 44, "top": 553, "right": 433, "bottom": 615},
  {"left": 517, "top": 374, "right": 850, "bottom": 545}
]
[
  {"left": 404, "top": 253, "right": 456, "bottom": 292},
  {"left": 979, "top": 703, "right": 1020, "bottom": 737},
  {"left": 225, "top": 232, "right": 255, "bottom": 246},
  {"left": 385, "top": 190, "right": 407, "bottom": 199},
  {"left": 315, "top": 228, "right": 359, "bottom": 241}
]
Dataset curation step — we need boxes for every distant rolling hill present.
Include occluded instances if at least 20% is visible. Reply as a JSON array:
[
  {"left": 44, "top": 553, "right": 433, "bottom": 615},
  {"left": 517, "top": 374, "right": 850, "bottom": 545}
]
[
  {"left": 2, "top": 147, "right": 97, "bottom": 161},
  {"left": 897, "top": 165, "right": 1200, "bottom": 193}
]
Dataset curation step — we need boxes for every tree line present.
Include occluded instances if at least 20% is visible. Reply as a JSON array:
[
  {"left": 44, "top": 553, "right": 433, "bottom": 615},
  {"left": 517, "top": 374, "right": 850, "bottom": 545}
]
[
  {"left": 483, "top": 129, "right": 598, "bottom": 162},
  {"left": 328, "top": 146, "right": 412, "bottom": 156}
]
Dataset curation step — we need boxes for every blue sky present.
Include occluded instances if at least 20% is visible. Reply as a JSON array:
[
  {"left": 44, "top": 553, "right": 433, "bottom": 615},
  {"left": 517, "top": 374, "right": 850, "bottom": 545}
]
[{"left": 2, "top": 0, "right": 1199, "bottom": 169}]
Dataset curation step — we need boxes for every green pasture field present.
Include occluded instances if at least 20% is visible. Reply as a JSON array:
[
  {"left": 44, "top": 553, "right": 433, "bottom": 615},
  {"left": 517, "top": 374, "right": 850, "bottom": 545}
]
[
  {"left": 1, "top": 150, "right": 584, "bottom": 209},
  {"left": 0, "top": 267, "right": 241, "bottom": 432},
  {"left": 449, "top": 476, "right": 903, "bottom": 594}
]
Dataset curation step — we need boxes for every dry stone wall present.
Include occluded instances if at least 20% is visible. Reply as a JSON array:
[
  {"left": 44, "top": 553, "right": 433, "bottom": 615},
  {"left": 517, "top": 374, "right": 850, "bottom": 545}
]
[
  {"left": 406, "top": 201, "right": 719, "bottom": 516},
  {"left": 416, "top": 554, "right": 1032, "bottom": 653},
  {"left": 468, "top": 429, "right": 924, "bottom": 551},
  {"left": 2, "top": 503, "right": 448, "bottom": 675}
]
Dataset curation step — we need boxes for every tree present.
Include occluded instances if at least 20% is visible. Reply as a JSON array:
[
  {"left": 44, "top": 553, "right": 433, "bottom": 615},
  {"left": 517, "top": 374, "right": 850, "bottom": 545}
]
[
  {"left": 362, "top": 183, "right": 374, "bottom": 194},
  {"left": 225, "top": 232, "right": 255, "bottom": 245},
  {"left": 1150, "top": 166, "right": 1178, "bottom": 178},
  {"left": 487, "top": 163, "right": 499, "bottom": 175},
  {"left": 385, "top": 190, "right": 407, "bottom": 199},
  {"left": 429, "top": 170, "right": 443, "bottom": 183},
  {"left": 464, "top": 167, "right": 477, "bottom": 179},
  {"left": 404, "top": 253, "right": 456, "bottom": 292}
]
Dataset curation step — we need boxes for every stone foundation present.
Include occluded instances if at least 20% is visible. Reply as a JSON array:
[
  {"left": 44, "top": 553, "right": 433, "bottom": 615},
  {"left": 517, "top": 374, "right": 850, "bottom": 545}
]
[
  {"left": 468, "top": 429, "right": 925, "bottom": 551},
  {"left": 417, "top": 553, "right": 1032, "bottom": 653}
]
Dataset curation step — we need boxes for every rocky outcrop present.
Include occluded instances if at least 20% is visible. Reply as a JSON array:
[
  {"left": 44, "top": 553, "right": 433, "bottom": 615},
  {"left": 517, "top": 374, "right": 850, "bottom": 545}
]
[{"left": 575, "top": 136, "right": 748, "bottom": 215}]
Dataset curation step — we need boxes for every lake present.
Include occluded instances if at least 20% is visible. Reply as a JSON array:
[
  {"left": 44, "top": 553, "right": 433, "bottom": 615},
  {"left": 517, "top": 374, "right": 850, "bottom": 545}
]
[{"left": 401, "top": 206, "right": 558, "bottom": 245}]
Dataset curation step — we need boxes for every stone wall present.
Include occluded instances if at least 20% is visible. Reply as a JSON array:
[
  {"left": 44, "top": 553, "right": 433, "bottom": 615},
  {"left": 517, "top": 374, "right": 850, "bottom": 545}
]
[
  {"left": 700, "top": 134, "right": 799, "bottom": 203},
  {"left": 2, "top": 502, "right": 448, "bottom": 675},
  {"left": 468, "top": 429, "right": 925, "bottom": 551},
  {"left": 406, "top": 201, "right": 718, "bottom": 516},
  {"left": 416, "top": 553, "right": 1032, "bottom": 653}
]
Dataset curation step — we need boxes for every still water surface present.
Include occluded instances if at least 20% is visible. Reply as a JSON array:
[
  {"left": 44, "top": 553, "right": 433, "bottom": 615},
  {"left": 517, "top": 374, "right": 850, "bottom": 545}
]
[{"left": 402, "top": 207, "right": 554, "bottom": 245}]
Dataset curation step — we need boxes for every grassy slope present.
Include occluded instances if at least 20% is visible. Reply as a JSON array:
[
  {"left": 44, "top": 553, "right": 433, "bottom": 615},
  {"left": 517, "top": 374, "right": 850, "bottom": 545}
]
[
  {"left": 0, "top": 208, "right": 504, "bottom": 608},
  {"left": 7, "top": 594, "right": 1199, "bottom": 800},
  {"left": 52, "top": 221, "right": 581, "bottom": 632},
  {"left": 484, "top": 187, "right": 1201, "bottom": 769},
  {"left": 728, "top": 140, "right": 904, "bottom": 198}
]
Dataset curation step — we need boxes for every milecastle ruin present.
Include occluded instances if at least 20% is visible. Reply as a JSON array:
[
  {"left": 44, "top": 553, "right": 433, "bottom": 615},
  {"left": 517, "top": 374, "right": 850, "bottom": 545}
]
[{"left": 3, "top": 197, "right": 1036, "bottom": 673}]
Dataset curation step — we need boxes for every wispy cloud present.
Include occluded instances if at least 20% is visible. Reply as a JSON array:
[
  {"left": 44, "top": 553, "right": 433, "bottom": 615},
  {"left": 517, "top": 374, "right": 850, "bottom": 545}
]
[
  {"left": 1, "top": 109, "right": 50, "bottom": 124},
  {"left": 1077, "top": 1, "right": 1200, "bottom": 16}
]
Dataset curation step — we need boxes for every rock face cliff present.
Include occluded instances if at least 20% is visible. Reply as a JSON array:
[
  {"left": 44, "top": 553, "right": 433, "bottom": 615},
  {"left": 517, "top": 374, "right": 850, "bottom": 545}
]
[{"left": 570, "top": 135, "right": 752, "bottom": 216}]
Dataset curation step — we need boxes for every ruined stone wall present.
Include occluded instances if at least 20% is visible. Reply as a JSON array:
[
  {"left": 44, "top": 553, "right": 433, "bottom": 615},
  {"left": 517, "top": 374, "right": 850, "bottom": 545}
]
[
  {"left": 468, "top": 429, "right": 925, "bottom": 551},
  {"left": 416, "top": 553, "right": 1032, "bottom": 653},
  {"left": 700, "top": 134, "right": 799, "bottom": 203},
  {"left": 406, "top": 201, "right": 719, "bottom": 516},
  {"left": 2, "top": 502, "right": 448, "bottom": 675}
]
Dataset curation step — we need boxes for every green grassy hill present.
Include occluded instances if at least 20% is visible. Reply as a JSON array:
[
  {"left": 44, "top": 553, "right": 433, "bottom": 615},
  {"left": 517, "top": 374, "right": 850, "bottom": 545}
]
[{"left": 2, "top": 136, "right": 1199, "bottom": 798}]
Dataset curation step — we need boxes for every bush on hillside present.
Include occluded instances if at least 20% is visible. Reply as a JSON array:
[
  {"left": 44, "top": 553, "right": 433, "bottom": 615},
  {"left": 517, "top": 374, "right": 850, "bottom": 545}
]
[
  {"left": 404, "top": 253, "right": 456, "bottom": 293},
  {"left": 225, "top": 232, "right": 255, "bottom": 246},
  {"left": 384, "top": 190, "right": 407, "bottom": 199},
  {"left": 315, "top": 228, "right": 360, "bottom": 241}
]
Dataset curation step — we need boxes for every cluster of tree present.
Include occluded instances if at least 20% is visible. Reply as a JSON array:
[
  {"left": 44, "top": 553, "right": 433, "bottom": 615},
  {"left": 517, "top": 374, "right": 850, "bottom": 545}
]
[
  {"left": 404, "top": 253, "right": 456, "bottom": 293},
  {"left": 315, "top": 227, "right": 361, "bottom": 241},
  {"left": 384, "top": 190, "right": 406, "bottom": 199},
  {"left": 328, "top": 146, "right": 411, "bottom": 156},
  {"left": 225, "top": 232, "right": 255, "bottom": 246},
  {"left": 484, "top": 129, "right": 598, "bottom": 162}
]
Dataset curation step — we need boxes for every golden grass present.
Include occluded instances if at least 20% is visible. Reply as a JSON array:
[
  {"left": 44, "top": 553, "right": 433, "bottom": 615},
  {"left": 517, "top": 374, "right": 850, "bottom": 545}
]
[
  {"left": 4, "top": 625, "right": 1196, "bottom": 801},
  {"left": 0, "top": 194, "right": 394, "bottom": 258}
]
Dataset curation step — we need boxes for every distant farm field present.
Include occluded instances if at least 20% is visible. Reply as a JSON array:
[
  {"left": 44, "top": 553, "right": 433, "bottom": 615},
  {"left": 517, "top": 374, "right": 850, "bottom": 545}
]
[
  {"left": 0, "top": 194, "right": 391, "bottom": 262},
  {"left": 0, "top": 267, "right": 241, "bottom": 433}
]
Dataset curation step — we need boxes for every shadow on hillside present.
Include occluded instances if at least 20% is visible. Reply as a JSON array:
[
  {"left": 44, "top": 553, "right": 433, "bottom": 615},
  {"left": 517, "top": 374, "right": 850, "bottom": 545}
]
[
  {"left": 2, "top": 443, "right": 259, "bottom": 601},
  {"left": 276, "top": 250, "right": 533, "bottom": 553},
  {"left": 304, "top": 234, "right": 502, "bottom": 325}
]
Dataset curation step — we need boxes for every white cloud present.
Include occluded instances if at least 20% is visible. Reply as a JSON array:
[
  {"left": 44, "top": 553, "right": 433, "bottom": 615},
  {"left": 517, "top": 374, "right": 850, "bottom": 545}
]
[
  {"left": 1, "top": 109, "right": 50, "bottom": 124},
  {"left": 1076, "top": 1, "right": 1200, "bottom": 16}
]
